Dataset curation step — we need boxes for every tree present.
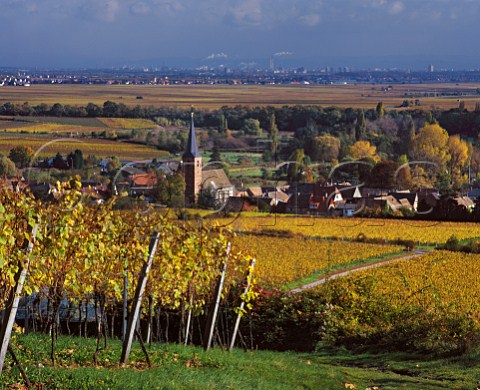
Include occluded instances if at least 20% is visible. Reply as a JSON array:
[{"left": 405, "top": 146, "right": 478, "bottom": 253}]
[
  {"left": 0, "top": 156, "right": 16, "bottom": 177},
  {"left": 53, "top": 153, "right": 68, "bottom": 170},
  {"left": 376, "top": 102, "right": 385, "bottom": 119},
  {"left": 73, "top": 149, "right": 84, "bottom": 170},
  {"left": 106, "top": 156, "right": 122, "bottom": 173},
  {"left": 367, "top": 160, "right": 399, "bottom": 189},
  {"left": 8, "top": 146, "right": 34, "bottom": 168},
  {"left": 470, "top": 147, "right": 480, "bottom": 182},
  {"left": 348, "top": 141, "right": 380, "bottom": 163},
  {"left": 425, "top": 111, "right": 437, "bottom": 124},
  {"left": 396, "top": 155, "right": 413, "bottom": 190},
  {"left": 287, "top": 149, "right": 307, "bottom": 182},
  {"left": 86, "top": 103, "right": 103, "bottom": 117},
  {"left": 218, "top": 114, "right": 228, "bottom": 132},
  {"left": 447, "top": 135, "right": 469, "bottom": 188},
  {"left": 152, "top": 172, "right": 185, "bottom": 207},
  {"left": 406, "top": 118, "right": 416, "bottom": 157},
  {"left": 355, "top": 111, "right": 367, "bottom": 141},
  {"left": 241, "top": 118, "right": 262, "bottom": 136},
  {"left": 267, "top": 113, "right": 279, "bottom": 154},
  {"left": 50, "top": 103, "right": 65, "bottom": 117},
  {"left": 412, "top": 123, "right": 450, "bottom": 172},
  {"left": 209, "top": 145, "right": 222, "bottom": 163},
  {"left": 306, "top": 135, "right": 340, "bottom": 163}
]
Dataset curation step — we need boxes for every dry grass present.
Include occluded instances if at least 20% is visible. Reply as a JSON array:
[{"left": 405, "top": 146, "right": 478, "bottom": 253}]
[{"left": 1, "top": 84, "right": 480, "bottom": 110}]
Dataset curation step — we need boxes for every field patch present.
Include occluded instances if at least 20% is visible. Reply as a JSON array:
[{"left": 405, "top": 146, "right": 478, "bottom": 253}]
[
  {"left": 2, "top": 83, "right": 480, "bottom": 110},
  {"left": 218, "top": 215, "right": 480, "bottom": 245},
  {"left": 11, "top": 116, "right": 108, "bottom": 127},
  {"left": 98, "top": 117, "right": 157, "bottom": 129},
  {"left": 233, "top": 234, "right": 402, "bottom": 287},
  {"left": 0, "top": 134, "right": 168, "bottom": 160}
]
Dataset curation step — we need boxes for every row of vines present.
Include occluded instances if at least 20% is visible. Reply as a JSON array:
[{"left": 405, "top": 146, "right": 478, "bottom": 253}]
[
  {"left": 0, "top": 180, "right": 255, "bottom": 370},
  {"left": 219, "top": 215, "right": 480, "bottom": 244}
]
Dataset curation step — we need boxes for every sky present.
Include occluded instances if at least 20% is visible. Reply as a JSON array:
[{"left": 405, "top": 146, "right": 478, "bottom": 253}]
[{"left": 1, "top": 0, "right": 480, "bottom": 69}]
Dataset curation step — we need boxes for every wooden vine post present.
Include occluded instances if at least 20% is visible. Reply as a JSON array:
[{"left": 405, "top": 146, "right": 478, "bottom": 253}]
[
  {"left": 120, "top": 232, "right": 160, "bottom": 366},
  {"left": 203, "top": 242, "right": 231, "bottom": 351},
  {"left": 122, "top": 259, "right": 128, "bottom": 342},
  {"left": 0, "top": 223, "right": 39, "bottom": 375},
  {"left": 229, "top": 258, "right": 256, "bottom": 352}
]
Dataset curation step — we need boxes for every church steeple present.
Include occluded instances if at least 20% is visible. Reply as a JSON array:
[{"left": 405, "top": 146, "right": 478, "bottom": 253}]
[
  {"left": 182, "top": 109, "right": 202, "bottom": 204},
  {"left": 183, "top": 112, "right": 201, "bottom": 158}
]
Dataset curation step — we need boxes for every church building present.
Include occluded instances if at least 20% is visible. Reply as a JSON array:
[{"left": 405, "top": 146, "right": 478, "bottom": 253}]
[{"left": 183, "top": 112, "right": 203, "bottom": 204}]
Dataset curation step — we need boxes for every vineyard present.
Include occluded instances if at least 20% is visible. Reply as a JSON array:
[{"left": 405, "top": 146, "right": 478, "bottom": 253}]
[
  {"left": 0, "top": 117, "right": 157, "bottom": 134},
  {"left": 302, "top": 249, "right": 480, "bottom": 354},
  {"left": 0, "top": 183, "right": 256, "bottom": 381},
  {"left": 339, "top": 250, "right": 480, "bottom": 314},
  {"left": 4, "top": 190, "right": 480, "bottom": 386},
  {"left": 97, "top": 118, "right": 157, "bottom": 129},
  {"left": 233, "top": 234, "right": 402, "bottom": 287},
  {"left": 217, "top": 215, "right": 480, "bottom": 244},
  {"left": 0, "top": 134, "right": 167, "bottom": 160}
]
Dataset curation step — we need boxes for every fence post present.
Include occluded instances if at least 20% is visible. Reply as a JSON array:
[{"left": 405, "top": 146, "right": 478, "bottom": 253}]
[
  {"left": 122, "top": 260, "right": 128, "bottom": 342},
  {"left": 120, "top": 232, "right": 160, "bottom": 366},
  {"left": 203, "top": 242, "right": 231, "bottom": 351},
  {"left": 229, "top": 258, "right": 256, "bottom": 352},
  {"left": 0, "top": 224, "right": 38, "bottom": 375}
]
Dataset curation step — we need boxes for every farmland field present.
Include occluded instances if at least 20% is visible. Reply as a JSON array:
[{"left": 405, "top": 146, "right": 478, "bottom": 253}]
[
  {"left": 0, "top": 134, "right": 168, "bottom": 159},
  {"left": 97, "top": 117, "right": 157, "bottom": 129},
  {"left": 340, "top": 250, "right": 480, "bottom": 312},
  {"left": 233, "top": 234, "right": 403, "bottom": 287},
  {"left": 3, "top": 116, "right": 107, "bottom": 127},
  {"left": 1, "top": 83, "right": 480, "bottom": 110},
  {"left": 216, "top": 215, "right": 479, "bottom": 245},
  {"left": 0, "top": 121, "right": 103, "bottom": 134},
  {"left": 0, "top": 116, "right": 158, "bottom": 134}
]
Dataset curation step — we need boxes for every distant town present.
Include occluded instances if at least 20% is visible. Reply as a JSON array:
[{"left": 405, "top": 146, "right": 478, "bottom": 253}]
[{"left": 3, "top": 65, "right": 480, "bottom": 87}]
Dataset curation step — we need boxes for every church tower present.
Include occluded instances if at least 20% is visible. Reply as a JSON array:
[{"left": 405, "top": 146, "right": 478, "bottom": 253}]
[{"left": 183, "top": 111, "right": 202, "bottom": 204}]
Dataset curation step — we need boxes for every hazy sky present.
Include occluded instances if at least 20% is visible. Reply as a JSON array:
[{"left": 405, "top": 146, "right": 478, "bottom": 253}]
[{"left": 2, "top": 0, "right": 479, "bottom": 69}]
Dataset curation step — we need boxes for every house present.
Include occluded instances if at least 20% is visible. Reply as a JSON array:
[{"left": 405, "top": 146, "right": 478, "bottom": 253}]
[
  {"left": 335, "top": 203, "right": 357, "bottom": 217},
  {"left": 285, "top": 183, "right": 344, "bottom": 214},
  {"left": 365, "top": 195, "right": 403, "bottom": 213},
  {"left": 202, "top": 168, "right": 235, "bottom": 205},
  {"left": 246, "top": 186, "right": 263, "bottom": 198},
  {"left": 453, "top": 196, "right": 475, "bottom": 211},
  {"left": 389, "top": 191, "right": 418, "bottom": 211},
  {"left": 128, "top": 173, "right": 157, "bottom": 196},
  {"left": 311, "top": 185, "right": 344, "bottom": 212},
  {"left": 225, "top": 196, "right": 263, "bottom": 213},
  {"left": 265, "top": 190, "right": 290, "bottom": 206}
]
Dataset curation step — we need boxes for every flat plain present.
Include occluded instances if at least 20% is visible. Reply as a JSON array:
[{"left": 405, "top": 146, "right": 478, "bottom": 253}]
[{"left": 1, "top": 83, "right": 480, "bottom": 109}]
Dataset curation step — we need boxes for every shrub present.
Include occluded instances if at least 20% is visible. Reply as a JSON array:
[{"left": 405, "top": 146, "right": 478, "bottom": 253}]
[{"left": 444, "top": 235, "right": 460, "bottom": 251}]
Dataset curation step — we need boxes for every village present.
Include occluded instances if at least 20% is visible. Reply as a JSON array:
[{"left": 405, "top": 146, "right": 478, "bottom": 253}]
[{"left": 1, "top": 112, "right": 477, "bottom": 223}]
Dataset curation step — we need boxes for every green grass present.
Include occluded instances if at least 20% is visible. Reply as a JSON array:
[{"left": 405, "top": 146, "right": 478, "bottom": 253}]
[
  {"left": 229, "top": 167, "right": 264, "bottom": 178},
  {"left": 221, "top": 152, "right": 263, "bottom": 165},
  {"left": 3, "top": 332, "right": 480, "bottom": 389},
  {"left": 0, "top": 333, "right": 331, "bottom": 389}
]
